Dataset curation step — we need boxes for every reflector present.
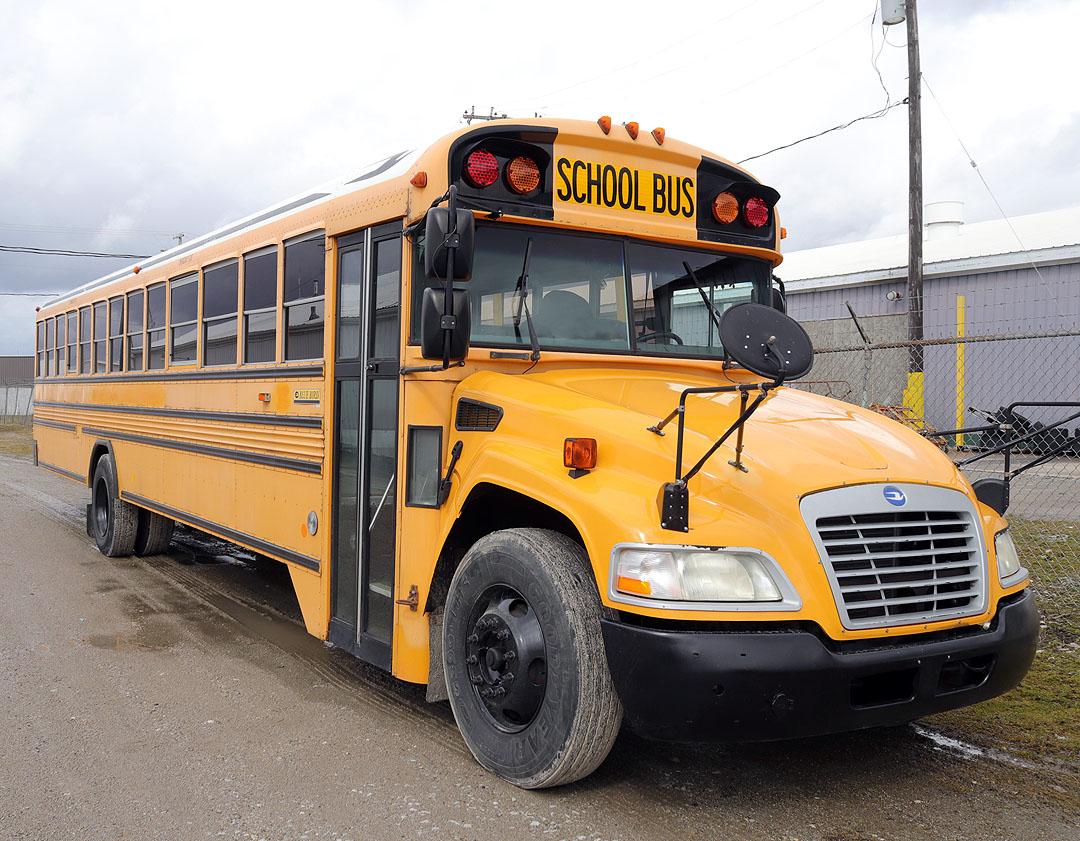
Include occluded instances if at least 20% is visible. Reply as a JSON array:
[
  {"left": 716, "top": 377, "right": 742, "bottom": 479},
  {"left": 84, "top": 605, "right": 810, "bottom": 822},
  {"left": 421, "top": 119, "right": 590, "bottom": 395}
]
[
  {"left": 506, "top": 156, "right": 541, "bottom": 194},
  {"left": 464, "top": 150, "right": 499, "bottom": 187}
]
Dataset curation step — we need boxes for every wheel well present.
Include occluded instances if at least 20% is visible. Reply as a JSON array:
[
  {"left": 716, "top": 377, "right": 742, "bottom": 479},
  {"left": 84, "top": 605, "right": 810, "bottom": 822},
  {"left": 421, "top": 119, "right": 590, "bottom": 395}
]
[
  {"left": 424, "top": 483, "right": 584, "bottom": 614},
  {"left": 87, "top": 440, "right": 115, "bottom": 487}
]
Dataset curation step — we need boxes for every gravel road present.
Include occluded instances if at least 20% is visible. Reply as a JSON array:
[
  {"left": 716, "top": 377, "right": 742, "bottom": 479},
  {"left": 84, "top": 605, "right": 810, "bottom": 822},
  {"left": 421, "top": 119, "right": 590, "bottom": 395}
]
[{"left": 1, "top": 453, "right": 1076, "bottom": 840}]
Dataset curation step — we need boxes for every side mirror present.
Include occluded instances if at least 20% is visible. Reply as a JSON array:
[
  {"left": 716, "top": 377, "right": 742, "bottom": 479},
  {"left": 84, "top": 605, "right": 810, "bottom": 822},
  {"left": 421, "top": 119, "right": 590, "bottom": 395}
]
[
  {"left": 420, "top": 287, "right": 471, "bottom": 361},
  {"left": 424, "top": 208, "right": 475, "bottom": 281}
]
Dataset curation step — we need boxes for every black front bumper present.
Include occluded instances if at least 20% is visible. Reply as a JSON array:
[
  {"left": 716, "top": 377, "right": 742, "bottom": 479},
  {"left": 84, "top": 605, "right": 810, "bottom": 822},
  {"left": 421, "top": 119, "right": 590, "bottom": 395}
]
[{"left": 601, "top": 589, "right": 1038, "bottom": 742}]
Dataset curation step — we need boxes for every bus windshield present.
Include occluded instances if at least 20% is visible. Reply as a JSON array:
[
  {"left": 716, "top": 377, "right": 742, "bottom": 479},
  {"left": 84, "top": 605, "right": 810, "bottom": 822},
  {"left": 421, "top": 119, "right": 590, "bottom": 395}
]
[{"left": 413, "top": 223, "right": 772, "bottom": 359}]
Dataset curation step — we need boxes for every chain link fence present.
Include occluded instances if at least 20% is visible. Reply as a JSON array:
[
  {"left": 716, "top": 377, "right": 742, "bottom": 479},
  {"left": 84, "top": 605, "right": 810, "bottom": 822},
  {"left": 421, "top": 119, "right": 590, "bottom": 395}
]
[{"left": 789, "top": 275, "right": 1080, "bottom": 634}]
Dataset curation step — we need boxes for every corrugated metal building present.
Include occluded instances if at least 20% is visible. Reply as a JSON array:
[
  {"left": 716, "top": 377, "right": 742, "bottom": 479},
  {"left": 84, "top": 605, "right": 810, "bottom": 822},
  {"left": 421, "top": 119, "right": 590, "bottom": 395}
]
[
  {"left": 0, "top": 355, "right": 34, "bottom": 386},
  {"left": 779, "top": 203, "right": 1080, "bottom": 430}
]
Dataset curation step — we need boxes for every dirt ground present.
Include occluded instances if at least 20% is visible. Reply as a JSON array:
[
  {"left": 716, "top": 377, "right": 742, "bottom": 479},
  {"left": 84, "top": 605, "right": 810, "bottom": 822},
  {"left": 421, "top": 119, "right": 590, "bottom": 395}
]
[{"left": 1, "top": 451, "right": 1077, "bottom": 841}]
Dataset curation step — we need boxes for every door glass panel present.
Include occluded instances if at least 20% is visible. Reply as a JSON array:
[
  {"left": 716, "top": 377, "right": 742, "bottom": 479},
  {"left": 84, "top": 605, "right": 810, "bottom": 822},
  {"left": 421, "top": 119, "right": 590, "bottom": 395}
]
[
  {"left": 338, "top": 246, "right": 363, "bottom": 360},
  {"left": 365, "top": 377, "right": 397, "bottom": 642},
  {"left": 371, "top": 239, "right": 401, "bottom": 361},
  {"left": 333, "top": 379, "right": 361, "bottom": 626}
]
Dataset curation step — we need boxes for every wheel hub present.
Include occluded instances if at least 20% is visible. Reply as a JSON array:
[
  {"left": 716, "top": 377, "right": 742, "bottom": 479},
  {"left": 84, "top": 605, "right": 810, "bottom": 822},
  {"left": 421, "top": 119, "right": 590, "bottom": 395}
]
[
  {"left": 465, "top": 587, "right": 547, "bottom": 731},
  {"left": 93, "top": 477, "right": 110, "bottom": 537}
]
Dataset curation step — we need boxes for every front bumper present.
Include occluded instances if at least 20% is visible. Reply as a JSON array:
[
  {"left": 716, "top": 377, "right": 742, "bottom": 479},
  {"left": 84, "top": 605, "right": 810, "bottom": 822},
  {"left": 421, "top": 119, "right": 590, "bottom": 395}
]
[{"left": 601, "top": 588, "right": 1038, "bottom": 742}]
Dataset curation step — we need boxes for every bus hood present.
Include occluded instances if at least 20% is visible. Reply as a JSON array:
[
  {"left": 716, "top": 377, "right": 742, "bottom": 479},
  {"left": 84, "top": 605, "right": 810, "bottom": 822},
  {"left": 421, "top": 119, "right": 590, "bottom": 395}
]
[{"left": 457, "top": 367, "right": 969, "bottom": 522}]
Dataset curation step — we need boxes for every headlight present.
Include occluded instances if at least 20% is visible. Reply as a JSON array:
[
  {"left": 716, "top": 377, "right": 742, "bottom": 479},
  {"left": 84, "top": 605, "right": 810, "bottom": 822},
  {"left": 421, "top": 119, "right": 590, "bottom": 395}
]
[
  {"left": 994, "top": 529, "right": 1026, "bottom": 585},
  {"left": 611, "top": 544, "right": 799, "bottom": 608}
]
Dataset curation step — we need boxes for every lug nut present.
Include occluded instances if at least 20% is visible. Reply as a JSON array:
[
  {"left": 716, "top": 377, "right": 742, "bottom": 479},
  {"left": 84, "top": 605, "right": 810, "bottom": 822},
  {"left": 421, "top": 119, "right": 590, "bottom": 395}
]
[
  {"left": 467, "top": 634, "right": 478, "bottom": 644},
  {"left": 466, "top": 654, "right": 478, "bottom": 665}
]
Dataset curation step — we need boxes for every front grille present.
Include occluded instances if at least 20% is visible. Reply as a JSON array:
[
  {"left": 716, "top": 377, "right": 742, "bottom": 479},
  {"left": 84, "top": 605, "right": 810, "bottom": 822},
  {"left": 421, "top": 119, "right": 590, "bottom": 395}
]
[{"left": 802, "top": 485, "right": 988, "bottom": 630}]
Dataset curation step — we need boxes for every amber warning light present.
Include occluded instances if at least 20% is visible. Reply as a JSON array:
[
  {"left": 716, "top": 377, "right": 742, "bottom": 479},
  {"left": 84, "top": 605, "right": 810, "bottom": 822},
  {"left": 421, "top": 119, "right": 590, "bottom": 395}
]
[{"left": 563, "top": 438, "right": 597, "bottom": 471}]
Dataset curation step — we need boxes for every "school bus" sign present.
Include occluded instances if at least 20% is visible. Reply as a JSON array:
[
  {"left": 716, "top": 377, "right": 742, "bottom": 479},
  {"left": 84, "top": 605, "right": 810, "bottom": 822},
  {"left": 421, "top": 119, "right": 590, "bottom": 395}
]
[{"left": 554, "top": 156, "right": 695, "bottom": 219}]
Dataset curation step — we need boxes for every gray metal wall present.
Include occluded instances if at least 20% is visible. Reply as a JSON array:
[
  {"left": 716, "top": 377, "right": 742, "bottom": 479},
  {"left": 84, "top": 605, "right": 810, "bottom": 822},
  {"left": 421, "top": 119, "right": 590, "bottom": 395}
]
[
  {"left": 0, "top": 356, "right": 33, "bottom": 386},
  {"left": 787, "top": 261, "right": 1080, "bottom": 429}
]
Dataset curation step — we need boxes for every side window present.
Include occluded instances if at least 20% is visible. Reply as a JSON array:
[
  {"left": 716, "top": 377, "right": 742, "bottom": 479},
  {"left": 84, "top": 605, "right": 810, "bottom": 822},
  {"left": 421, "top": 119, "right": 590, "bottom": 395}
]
[
  {"left": 108, "top": 297, "right": 124, "bottom": 371},
  {"left": 146, "top": 283, "right": 166, "bottom": 370},
  {"left": 79, "top": 307, "right": 91, "bottom": 373},
  {"left": 46, "top": 317, "right": 56, "bottom": 376},
  {"left": 56, "top": 315, "right": 66, "bottom": 374},
  {"left": 169, "top": 273, "right": 198, "bottom": 365},
  {"left": 126, "top": 289, "right": 144, "bottom": 372},
  {"left": 371, "top": 236, "right": 402, "bottom": 361},
  {"left": 243, "top": 246, "right": 277, "bottom": 364},
  {"left": 66, "top": 311, "right": 77, "bottom": 372},
  {"left": 283, "top": 232, "right": 325, "bottom": 361},
  {"left": 203, "top": 260, "right": 238, "bottom": 366},
  {"left": 93, "top": 302, "right": 107, "bottom": 373},
  {"left": 36, "top": 321, "right": 46, "bottom": 377}
]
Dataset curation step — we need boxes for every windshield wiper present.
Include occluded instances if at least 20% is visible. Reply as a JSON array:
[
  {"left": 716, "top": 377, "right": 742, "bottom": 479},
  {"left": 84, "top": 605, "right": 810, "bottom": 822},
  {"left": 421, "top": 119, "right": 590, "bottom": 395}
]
[
  {"left": 512, "top": 237, "right": 542, "bottom": 362},
  {"left": 682, "top": 260, "right": 723, "bottom": 338}
]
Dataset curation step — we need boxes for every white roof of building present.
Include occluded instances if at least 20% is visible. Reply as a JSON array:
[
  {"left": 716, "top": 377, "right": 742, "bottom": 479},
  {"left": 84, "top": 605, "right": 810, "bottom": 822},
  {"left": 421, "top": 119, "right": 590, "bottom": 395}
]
[{"left": 781, "top": 204, "right": 1080, "bottom": 292}]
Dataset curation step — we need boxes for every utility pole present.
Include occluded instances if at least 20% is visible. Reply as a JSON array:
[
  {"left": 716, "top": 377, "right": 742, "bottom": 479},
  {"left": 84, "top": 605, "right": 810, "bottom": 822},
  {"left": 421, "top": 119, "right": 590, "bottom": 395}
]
[{"left": 904, "top": 0, "right": 924, "bottom": 414}]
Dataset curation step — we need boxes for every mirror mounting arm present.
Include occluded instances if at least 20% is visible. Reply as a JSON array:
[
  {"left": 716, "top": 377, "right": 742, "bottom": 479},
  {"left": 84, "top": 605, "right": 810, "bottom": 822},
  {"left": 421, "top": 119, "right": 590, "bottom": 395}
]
[{"left": 439, "top": 185, "right": 461, "bottom": 370}]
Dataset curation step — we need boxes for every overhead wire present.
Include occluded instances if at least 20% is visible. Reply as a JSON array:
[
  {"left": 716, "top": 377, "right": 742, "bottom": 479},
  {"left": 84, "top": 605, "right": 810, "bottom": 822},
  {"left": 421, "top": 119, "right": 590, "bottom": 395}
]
[
  {"left": 0, "top": 245, "right": 149, "bottom": 259},
  {"left": 921, "top": 73, "right": 1047, "bottom": 284}
]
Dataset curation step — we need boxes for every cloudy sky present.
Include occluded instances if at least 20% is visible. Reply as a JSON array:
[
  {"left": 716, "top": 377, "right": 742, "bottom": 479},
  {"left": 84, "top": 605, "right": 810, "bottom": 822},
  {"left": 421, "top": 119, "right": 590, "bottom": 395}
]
[{"left": 2, "top": 0, "right": 1078, "bottom": 354}]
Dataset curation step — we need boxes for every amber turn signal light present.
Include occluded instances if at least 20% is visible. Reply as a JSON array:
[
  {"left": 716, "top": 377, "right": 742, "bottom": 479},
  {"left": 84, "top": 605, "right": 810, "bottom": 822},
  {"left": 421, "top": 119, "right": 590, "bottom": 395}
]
[
  {"left": 651, "top": 126, "right": 665, "bottom": 145},
  {"left": 506, "top": 156, "right": 541, "bottom": 194},
  {"left": 624, "top": 121, "right": 639, "bottom": 140},
  {"left": 410, "top": 171, "right": 428, "bottom": 188},
  {"left": 563, "top": 437, "right": 597, "bottom": 470},
  {"left": 597, "top": 115, "right": 612, "bottom": 134},
  {"left": 712, "top": 192, "right": 739, "bottom": 224}
]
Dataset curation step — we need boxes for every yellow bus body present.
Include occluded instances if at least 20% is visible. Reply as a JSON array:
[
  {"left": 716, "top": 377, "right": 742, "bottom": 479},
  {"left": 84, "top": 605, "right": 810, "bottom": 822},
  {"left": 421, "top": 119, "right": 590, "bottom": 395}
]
[{"left": 33, "top": 119, "right": 1036, "bottom": 784}]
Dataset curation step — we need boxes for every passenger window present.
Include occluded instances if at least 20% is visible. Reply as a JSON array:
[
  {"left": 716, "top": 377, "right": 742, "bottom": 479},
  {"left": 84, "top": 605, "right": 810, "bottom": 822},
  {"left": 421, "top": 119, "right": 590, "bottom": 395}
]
[
  {"left": 108, "top": 297, "right": 124, "bottom": 371},
  {"left": 36, "top": 322, "right": 45, "bottom": 377},
  {"left": 66, "top": 311, "right": 77, "bottom": 372},
  {"left": 79, "top": 307, "right": 91, "bottom": 373},
  {"left": 243, "top": 246, "right": 278, "bottom": 364},
  {"left": 169, "top": 274, "right": 198, "bottom": 364},
  {"left": 146, "top": 283, "right": 166, "bottom": 370},
  {"left": 93, "top": 302, "right": 107, "bottom": 373},
  {"left": 126, "top": 289, "right": 144, "bottom": 371},
  {"left": 203, "top": 260, "right": 238, "bottom": 366},
  {"left": 45, "top": 318, "right": 55, "bottom": 377},
  {"left": 283, "top": 233, "right": 325, "bottom": 361}
]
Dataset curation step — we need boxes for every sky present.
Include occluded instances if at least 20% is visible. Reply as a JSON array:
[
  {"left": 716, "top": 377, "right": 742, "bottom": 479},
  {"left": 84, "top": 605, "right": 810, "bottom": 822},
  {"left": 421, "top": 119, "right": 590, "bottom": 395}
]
[{"left": 2, "top": 0, "right": 1079, "bottom": 355}]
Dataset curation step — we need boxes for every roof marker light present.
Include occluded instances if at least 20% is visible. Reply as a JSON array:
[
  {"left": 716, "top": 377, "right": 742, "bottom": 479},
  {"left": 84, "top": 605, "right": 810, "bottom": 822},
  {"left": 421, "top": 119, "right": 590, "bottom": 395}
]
[
  {"left": 624, "top": 121, "right": 639, "bottom": 140},
  {"left": 651, "top": 127, "right": 665, "bottom": 145},
  {"left": 410, "top": 171, "right": 428, "bottom": 188},
  {"left": 597, "top": 115, "right": 612, "bottom": 134}
]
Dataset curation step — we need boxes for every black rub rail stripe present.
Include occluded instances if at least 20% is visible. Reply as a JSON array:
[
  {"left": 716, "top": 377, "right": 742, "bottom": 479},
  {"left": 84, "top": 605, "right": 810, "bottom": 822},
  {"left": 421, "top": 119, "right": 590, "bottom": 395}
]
[
  {"left": 39, "top": 461, "right": 84, "bottom": 482},
  {"left": 82, "top": 426, "right": 322, "bottom": 475},
  {"left": 34, "top": 364, "right": 322, "bottom": 385},
  {"left": 35, "top": 400, "right": 321, "bottom": 429},
  {"left": 33, "top": 417, "right": 77, "bottom": 432},
  {"left": 121, "top": 491, "right": 320, "bottom": 573}
]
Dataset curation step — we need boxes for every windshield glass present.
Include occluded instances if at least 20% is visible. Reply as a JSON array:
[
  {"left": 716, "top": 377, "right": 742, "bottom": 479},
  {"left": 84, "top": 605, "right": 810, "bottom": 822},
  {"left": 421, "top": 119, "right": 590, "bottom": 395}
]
[{"left": 411, "top": 223, "right": 771, "bottom": 358}]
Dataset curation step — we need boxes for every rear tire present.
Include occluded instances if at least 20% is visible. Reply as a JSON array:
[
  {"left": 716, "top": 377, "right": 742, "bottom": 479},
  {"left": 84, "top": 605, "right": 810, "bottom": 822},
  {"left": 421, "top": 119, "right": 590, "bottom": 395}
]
[
  {"left": 443, "top": 528, "right": 622, "bottom": 789},
  {"left": 91, "top": 454, "right": 137, "bottom": 557},
  {"left": 135, "top": 508, "right": 174, "bottom": 556}
]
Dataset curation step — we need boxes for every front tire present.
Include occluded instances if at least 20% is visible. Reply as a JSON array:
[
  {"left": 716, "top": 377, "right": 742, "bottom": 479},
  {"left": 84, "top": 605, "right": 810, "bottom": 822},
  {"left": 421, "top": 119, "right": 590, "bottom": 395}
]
[
  {"left": 91, "top": 454, "right": 137, "bottom": 557},
  {"left": 442, "top": 528, "right": 622, "bottom": 789}
]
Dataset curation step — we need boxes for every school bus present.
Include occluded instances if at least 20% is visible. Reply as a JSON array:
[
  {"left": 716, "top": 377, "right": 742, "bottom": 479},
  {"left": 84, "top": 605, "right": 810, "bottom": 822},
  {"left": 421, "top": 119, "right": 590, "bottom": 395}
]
[{"left": 33, "top": 117, "right": 1037, "bottom": 788}]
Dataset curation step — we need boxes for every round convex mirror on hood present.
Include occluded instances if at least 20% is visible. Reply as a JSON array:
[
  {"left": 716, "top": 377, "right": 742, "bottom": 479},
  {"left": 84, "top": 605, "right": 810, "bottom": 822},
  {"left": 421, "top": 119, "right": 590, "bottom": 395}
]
[{"left": 718, "top": 302, "right": 814, "bottom": 381}]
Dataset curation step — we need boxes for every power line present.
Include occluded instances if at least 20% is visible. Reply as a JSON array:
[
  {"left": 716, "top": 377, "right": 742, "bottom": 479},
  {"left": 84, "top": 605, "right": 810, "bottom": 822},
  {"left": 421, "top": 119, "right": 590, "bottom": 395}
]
[
  {"left": 921, "top": 74, "right": 1046, "bottom": 284},
  {"left": 0, "top": 222, "right": 175, "bottom": 237},
  {"left": 0, "top": 245, "right": 148, "bottom": 259},
  {"left": 737, "top": 99, "right": 907, "bottom": 164}
]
